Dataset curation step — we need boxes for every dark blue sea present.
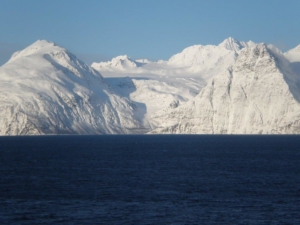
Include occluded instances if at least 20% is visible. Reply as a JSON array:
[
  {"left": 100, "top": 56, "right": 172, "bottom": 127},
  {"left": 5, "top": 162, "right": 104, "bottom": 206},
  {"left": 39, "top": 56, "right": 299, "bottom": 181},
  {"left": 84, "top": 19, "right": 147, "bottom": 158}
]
[{"left": 0, "top": 135, "right": 300, "bottom": 224}]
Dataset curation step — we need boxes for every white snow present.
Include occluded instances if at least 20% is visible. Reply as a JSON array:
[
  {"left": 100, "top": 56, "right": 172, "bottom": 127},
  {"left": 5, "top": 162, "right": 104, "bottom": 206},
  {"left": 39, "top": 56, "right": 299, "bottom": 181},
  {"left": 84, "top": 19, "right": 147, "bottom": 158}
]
[
  {"left": 92, "top": 37, "right": 247, "bottom": 80},
  {"left": 2, "top": 37, "right": 300, "bottom": 135},
  {"left": 284, "top": 44, "right": 300, "bottom": 63},
  {"left": 91, "top": 37, "right": 252, "bottom": 128},
  {"left": 0, "top": 40, "right": 146, "bottom": 135},
  {"left": 150, "top": 44, "right": 300, "bottom": 134}
]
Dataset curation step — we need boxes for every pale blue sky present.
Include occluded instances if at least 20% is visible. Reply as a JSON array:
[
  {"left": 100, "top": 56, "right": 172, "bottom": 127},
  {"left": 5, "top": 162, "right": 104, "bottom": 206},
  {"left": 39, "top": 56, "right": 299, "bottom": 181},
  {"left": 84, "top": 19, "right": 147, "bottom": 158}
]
[{"left": 0, "top": 0, "right": 300, "bottom": 65}]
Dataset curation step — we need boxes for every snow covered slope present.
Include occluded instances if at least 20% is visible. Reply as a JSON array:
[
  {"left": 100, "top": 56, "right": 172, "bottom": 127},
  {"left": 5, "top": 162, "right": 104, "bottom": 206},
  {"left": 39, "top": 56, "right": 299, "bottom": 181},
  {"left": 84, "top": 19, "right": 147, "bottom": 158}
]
[
  {"left": 167, "top": 37, "right": 249, "bottom": 80},
  {"left": 284, "top": 44, "right": 300, "bottom": 62},
  {"left": 151, "top": 44, "right": 300, "bottom": 134},
  {"left": 92, "top": 37, "right": 250, "bottom": 80},
  {"left": 91, "top": 55, "right": 142, "bottom": 72},
  {"left": 91, "top": 38, "right": 251, "bottom": 127},
  {"left": 104, "top": 76, "right": 204, "bottom": 129},
  {"left": 3, "top": 38, "right": 300, "bottom": 135},
  {"left": 0, "top": 40, "right": 146, "bottom": 135},
  {"left": 284, "top": 45, "right": 300, "bottom": 75}
]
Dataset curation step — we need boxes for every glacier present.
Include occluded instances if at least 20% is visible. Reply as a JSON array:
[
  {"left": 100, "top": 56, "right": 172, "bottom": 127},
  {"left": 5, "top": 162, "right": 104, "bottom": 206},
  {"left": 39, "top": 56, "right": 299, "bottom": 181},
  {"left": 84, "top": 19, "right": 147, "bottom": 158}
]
[{"left": 1, "top": 38, "right": 300, "bottom": 135}]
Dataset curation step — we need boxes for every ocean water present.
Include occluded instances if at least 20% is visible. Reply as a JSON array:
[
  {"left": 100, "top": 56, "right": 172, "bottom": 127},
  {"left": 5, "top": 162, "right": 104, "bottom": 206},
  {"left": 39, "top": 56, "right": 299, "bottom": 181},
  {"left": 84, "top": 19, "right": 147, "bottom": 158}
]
[{"left": 0, "top": 135, "right": 300, "bottom": 224}]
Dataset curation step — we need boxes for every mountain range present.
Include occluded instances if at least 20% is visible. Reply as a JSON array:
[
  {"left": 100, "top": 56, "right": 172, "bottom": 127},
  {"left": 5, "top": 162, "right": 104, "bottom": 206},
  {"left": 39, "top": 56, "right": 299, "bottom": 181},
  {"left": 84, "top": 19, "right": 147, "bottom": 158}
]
[{"left": 1, "top": 37, "right": 300, "bottom": 135}]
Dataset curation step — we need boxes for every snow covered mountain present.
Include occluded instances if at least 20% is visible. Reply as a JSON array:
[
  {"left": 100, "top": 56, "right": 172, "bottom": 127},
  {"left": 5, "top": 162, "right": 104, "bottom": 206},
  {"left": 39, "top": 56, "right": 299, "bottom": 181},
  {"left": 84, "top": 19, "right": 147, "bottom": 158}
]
[
  {"left": 150, "top": 43, "right": 300, "bottom": 134},
  {"left": 91, "top": 55, "right": 143, "bottom": 72},
  {"left": 2, "top": 38, "right": 300, "bottom": 135},
  {"left": 92, "top": 37, "right": 251, "bottom": 80},
  {"left": 166, "top": 37, "right": 256, "bottom": 80},
  {"left": 91, "top": 37, "right": 255, "bottom": 129},
  {"left": 90, "top": 38, "right": 300, "bottom": 134},
  {"left": 0, "top": 40, "right": 146, "bottom": 135},
  {"left": 284, "top": 44, "right": 300, "bottom": 62},
  {"left": 92, "top": 40, "right": 224, "bottom": 125}
]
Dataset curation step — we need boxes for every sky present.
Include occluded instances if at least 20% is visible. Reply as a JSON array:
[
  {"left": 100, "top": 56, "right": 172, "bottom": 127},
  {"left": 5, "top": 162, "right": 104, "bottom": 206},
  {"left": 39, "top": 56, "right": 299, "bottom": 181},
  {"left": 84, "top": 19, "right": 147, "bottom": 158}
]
[{"left": 0, "top": 0, "right": 300, "bottom": 65}]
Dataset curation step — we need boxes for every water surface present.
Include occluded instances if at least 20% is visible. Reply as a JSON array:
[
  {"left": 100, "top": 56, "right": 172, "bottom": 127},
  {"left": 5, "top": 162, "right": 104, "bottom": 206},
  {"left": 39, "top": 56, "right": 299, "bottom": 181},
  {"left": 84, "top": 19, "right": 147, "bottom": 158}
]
[{"left": 0, "top": 135, "right": 299, "bottom": 224}]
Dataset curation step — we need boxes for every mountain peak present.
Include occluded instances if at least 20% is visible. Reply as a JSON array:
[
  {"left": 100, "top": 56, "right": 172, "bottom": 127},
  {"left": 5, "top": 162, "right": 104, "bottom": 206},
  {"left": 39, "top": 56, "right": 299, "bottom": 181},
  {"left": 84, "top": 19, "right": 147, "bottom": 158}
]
[
  {"left": 288, "top": 44, "right": 300, "bottom": 52},
  {"left": 110, "top": 55, "right": 134, "bottom": 64},
  {"left": 219, "top": 37, "right": 243, "bottom": 51},
  {"left": 22, "top": 39, "right": 58, "bottom": 53},
  {"left": 221, "top": 37, "right": 239, "bottom": 43},
  {"left": 7, "top": 39, "right": 63, "bottom": 64},
  {"left": 92, "top": 55, "right": 139, "bottom": 70},
  {"left": 32, "top": 39, "right": 56, "bottom": 47},
  {"left": 0, "top": 40, "right": 145, "bottom": 135},
  {"left": 284, "top": 44, "right": 300, "bottom": 63},
  {"left": 113, "top": 55, "right": 130, "bottom": 60}
]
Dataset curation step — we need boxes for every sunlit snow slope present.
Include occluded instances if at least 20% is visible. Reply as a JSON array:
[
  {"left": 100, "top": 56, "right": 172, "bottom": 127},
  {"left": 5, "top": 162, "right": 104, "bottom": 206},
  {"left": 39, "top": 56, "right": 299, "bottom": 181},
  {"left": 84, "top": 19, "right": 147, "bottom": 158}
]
[
  {"left": 0, "top": 40, "right": 146, "bottom": 135},
  {"left": 2, "top": 38, "right": 300, "bottom": 135},
  {"left": 150, "top": 44, "right": 300, "bottom": 134},
  {"left": 92, "top": 38, "right": 253, "bottom": 128},
  {"left": 93, "top": 37, "right": 300, "bottom": 134}
]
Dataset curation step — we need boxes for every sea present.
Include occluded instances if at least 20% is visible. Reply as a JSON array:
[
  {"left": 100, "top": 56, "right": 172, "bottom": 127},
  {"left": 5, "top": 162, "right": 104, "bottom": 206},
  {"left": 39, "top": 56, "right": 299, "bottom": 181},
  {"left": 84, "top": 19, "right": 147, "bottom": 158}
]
[{"left": 0, "top": 135, "right": 299, "bottom": 224}]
